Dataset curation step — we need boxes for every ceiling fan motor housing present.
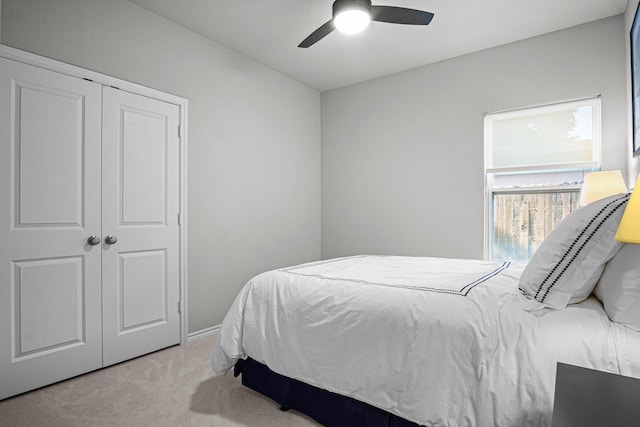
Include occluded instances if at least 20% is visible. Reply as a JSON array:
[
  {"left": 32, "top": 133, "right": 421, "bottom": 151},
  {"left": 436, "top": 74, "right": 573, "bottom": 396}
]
[{"left": 332, "top": 0, "right": 372, "bottom": 18}]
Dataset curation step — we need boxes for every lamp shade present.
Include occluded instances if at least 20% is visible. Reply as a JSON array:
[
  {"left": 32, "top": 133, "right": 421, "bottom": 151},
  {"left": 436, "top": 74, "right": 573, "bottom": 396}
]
[
  {"left": 615, "top": 175, "right": 640, "bottom": 244},
  {"left": 579, "top": 170, "right": 628, "bottom": 206}
]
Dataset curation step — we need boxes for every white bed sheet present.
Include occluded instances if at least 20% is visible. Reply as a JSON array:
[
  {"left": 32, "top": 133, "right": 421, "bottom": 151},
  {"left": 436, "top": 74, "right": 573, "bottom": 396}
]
[{"left": 211, "top": 255, "right": 638, "bottom": 427}]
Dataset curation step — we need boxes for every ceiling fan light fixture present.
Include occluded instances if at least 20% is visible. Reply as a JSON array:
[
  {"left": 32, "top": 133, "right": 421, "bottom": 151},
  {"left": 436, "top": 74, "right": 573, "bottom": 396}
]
[
  {"left": 298, "top": 0, "right": 433, "bottom": 48},
  {"left": 333, "top": 0, "right": 371, "bottom": 35},
  {"left": 334, "top": 9, "right": 370, "bottom": 34}
]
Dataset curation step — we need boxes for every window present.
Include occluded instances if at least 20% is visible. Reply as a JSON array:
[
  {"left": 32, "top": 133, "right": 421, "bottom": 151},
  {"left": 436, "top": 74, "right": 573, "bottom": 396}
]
[{"left": 484, "top": 97, "right": 601, "bottom": 262}]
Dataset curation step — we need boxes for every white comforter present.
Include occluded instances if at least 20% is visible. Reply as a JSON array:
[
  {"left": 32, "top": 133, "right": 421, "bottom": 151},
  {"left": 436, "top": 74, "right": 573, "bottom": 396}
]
[{"left": 211, "top": 255, "right": 638, "bottom": 427}]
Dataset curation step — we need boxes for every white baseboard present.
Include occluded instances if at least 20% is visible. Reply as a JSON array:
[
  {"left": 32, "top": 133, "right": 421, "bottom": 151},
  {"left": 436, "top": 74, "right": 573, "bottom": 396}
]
[{"left": 187, "top": 325, "right": 220, "bottom": 343}]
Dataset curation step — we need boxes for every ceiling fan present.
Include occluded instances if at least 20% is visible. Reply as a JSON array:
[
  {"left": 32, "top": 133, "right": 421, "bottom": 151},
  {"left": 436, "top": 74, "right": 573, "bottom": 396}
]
[{"left": 298, "top": 0, "right": 434, "bottom": 48}]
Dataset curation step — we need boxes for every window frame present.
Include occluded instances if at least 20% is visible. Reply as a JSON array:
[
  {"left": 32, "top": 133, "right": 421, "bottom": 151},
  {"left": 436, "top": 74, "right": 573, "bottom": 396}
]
[{"left": 483, "top": 97, "right": 602, "bottom": 261}]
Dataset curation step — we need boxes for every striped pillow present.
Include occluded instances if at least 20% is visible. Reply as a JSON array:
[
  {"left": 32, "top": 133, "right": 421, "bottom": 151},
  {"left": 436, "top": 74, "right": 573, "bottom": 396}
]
[{"left": 518, "top": 193, "right": 630, "bottom": 309}]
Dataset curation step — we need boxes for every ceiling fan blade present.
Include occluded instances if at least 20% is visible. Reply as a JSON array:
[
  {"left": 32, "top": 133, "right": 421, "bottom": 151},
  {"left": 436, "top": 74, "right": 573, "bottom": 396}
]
[
  {"left": 371, "top": 6, "right": 434, "bottom": 25},
  {"left": 298, "top": 20, "right": 335, "bottom": 48}
]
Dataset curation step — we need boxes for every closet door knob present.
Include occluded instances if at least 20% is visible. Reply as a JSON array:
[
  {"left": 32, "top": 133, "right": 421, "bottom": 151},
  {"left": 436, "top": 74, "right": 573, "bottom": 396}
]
[
  {"left": 105, "top": 235, "right": 118, "bottom": 245},
  {"left": 87, "top": 236, "right": 101, "bottom": 246}
]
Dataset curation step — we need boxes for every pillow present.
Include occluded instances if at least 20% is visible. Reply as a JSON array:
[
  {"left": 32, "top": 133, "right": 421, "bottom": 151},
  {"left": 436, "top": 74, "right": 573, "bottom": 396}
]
[
  {"left": 518, "top": 193, "right": 630, "bottom": 309},
  {"left": 594, "top": 244, "right": 640, "bottom": 331}
]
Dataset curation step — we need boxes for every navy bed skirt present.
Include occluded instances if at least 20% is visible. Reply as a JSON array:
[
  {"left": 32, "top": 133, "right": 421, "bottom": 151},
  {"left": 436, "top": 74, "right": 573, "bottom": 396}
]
[{"left": 234, "top": 358, "right": 422, "bottom": 427}]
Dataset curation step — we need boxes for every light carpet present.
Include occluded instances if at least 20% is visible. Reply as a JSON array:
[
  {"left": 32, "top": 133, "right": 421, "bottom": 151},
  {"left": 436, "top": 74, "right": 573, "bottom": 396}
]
[{"left": 0, "top": 337, "right": 321, "bottom": 427}]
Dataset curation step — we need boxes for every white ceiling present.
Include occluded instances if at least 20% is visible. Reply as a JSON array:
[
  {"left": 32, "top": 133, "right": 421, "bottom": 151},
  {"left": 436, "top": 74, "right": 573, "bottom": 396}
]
[{"left": 130, "top": 0, "right": 628, "bottom": 92}]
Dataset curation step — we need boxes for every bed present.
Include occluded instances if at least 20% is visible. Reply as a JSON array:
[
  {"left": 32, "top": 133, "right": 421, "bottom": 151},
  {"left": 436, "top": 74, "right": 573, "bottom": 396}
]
[{"left": 211, "top": 193, "right": 640, "bottom": 427}]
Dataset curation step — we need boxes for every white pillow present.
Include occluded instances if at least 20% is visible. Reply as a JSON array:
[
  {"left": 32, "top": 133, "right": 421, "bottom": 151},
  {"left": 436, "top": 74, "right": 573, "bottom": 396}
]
[
  {"left": 518, "top": 193, "right": 629, "bottom": 309},
  {"left": 594, "top": 244, "right": 640, "bottom": 331}
]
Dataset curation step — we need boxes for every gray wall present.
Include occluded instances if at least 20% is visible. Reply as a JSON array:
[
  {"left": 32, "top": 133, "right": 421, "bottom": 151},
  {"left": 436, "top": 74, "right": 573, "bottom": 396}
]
[
  {"left": 627, "top": 0, "right": 640, "bottom": 185},
  {"left": 0, "top": 0, "right": 322, "bottom": 332},
  {"left": 322, "top": 16, "right": 627, "bottom": 260},
  {"left": 1, "top": 1, "right": 632, "bottom": 332}
]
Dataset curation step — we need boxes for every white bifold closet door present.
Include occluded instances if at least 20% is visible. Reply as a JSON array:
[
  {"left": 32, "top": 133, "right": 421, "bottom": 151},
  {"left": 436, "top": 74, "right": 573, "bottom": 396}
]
[
  {"left": 0, "top": 57, "right": 181, "bottom": 400},
  {"left": 101, "top": 87, "right": 180, "bottom": 367}
]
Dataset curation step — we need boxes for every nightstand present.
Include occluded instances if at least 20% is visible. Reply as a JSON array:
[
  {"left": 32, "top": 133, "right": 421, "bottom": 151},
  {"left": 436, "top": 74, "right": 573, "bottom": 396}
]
[{"left": 552, "top": 362, "right": 640, "bottom": 427}]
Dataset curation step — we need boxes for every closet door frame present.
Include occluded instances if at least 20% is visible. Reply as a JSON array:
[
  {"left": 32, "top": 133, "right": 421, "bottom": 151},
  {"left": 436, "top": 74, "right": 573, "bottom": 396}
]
[{"left": 0, "top": 45, "right": 190, "bottom": 346}]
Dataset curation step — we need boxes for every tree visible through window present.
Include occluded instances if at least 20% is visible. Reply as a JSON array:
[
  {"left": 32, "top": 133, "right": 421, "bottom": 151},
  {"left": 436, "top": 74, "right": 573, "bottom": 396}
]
[{"left": 485, "top": 97, "right": 601, "bottom": 262}]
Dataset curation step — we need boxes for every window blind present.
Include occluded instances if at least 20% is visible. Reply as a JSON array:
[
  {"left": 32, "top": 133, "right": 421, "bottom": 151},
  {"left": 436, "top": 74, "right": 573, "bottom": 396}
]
[{"left": 485, "top": 97, "right": 601, "bottom": 174}]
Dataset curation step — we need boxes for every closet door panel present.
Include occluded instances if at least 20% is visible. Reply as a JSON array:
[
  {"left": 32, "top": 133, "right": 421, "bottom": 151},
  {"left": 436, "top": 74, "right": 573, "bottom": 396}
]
[
  {"left": 16, "top": 83, "right": 86, "bottom": 226},
  {"left": 14, "top": 256, "right": 86, "bottom": 354},
  {"left": 0, "top": 58, "right": 103, "bottom": 400},
  {"left": 101, "top": 87, "right": 180, "bottom": 367}
]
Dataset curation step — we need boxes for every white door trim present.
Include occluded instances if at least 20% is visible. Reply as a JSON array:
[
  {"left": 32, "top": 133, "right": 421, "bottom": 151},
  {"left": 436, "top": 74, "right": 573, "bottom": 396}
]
[{"left": 0, "top": 44, "right": 190, "bottom": 346}]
